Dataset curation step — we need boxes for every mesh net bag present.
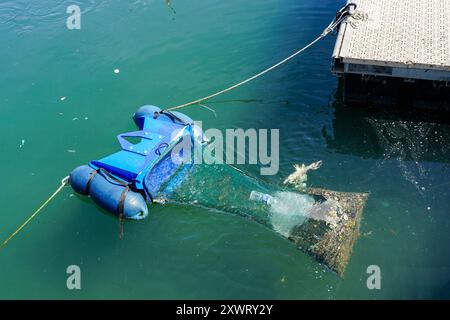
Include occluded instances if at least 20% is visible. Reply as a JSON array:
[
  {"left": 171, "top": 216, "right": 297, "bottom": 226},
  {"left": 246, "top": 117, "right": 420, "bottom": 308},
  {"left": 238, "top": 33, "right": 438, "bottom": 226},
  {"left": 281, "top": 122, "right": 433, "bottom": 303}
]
[{"left": 155, "top": 160, "right": 368, "bottom": 276}]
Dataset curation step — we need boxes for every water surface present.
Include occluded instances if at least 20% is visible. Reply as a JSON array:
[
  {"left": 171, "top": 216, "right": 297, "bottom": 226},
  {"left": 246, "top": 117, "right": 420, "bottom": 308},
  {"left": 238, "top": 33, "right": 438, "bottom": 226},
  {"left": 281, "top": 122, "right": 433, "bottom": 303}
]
[{"left": 1, "top": 0, "right": 449, "bottom": 299}]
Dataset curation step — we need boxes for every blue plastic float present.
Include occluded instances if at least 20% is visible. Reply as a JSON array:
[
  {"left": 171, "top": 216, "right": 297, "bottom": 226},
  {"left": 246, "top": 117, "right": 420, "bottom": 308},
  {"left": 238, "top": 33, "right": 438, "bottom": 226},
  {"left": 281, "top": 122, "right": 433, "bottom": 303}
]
[
  {"left": 69, "top": 105, "right": 203, "bottom": 220},
  {"left": 67, "top": 105, "right": 368, "bottom": 276}
]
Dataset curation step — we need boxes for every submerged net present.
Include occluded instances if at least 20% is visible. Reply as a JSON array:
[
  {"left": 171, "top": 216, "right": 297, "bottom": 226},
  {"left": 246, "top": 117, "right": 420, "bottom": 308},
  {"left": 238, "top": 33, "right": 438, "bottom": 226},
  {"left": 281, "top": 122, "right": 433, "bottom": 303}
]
[
  {"left": 289, "top": 187, "right": 368, "bottom": 275},
  {"left": 155, "top": 159, "right": 368, "bottom": 276}
]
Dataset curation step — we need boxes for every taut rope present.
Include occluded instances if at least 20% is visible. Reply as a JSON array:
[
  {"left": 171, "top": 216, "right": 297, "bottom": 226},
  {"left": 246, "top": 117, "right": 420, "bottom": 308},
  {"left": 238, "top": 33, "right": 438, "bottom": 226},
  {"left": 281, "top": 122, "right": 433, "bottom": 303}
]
[
  {"left": 165, "top": 4, "right": 355, "bottom": 112},
  {"left": 0, "top": 176, "right": 69, "bottom": 250}
]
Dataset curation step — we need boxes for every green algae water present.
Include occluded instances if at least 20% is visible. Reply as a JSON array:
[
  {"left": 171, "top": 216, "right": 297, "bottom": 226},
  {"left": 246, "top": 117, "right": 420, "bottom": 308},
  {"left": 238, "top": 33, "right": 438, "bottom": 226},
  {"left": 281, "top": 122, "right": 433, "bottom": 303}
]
[{"left": 1, "top": 0, "right": 450, "bottom": 299}]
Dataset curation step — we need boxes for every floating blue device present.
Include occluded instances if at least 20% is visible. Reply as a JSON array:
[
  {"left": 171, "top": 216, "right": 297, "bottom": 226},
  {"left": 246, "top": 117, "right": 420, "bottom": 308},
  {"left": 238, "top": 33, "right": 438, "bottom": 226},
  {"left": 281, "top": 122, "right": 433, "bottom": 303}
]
[
  {"left": 68, "top": 105, "right": 368, "bottom": 276},
  {"left": 69, "top": 105, "right": 203, "bottom": 220}
]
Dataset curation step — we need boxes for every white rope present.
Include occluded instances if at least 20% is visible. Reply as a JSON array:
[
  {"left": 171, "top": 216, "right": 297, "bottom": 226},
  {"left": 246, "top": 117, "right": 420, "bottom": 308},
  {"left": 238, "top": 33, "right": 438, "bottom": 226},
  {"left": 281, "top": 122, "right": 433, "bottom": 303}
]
[
  {"left": 166, "top": 12, "right": 350, "bottom": 112},
  {"left": 0, "top": 176, "right": 69, "bottom": 250},
  {"left": 0, "top": 7, "right": 353, "bottom": 251}
]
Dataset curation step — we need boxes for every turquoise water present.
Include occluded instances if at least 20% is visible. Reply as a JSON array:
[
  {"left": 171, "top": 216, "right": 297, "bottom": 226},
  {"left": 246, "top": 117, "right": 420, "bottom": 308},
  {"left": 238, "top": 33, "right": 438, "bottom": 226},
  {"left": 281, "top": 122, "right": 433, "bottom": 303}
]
[{"left": 1, "top": 0, "right": 450, "bottom": 299}]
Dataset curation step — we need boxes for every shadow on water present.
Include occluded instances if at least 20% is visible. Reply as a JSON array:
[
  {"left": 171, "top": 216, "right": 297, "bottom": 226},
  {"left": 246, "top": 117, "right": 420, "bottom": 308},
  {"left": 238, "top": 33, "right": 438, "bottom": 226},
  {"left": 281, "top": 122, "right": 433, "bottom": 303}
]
[
  {"left": 325, "top": 84, "right": 450, "bottom": 164},
  {"left": 434, "top": 281, "right": 450, "bottom": 300}
]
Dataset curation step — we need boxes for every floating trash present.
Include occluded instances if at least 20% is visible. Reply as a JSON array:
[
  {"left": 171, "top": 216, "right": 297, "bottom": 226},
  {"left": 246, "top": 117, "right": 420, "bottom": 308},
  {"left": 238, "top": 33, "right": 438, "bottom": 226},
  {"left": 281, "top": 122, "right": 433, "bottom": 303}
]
[
  {"left": 19, "top": 139, "right": 25, "bottom": 148},
  {"left": 114, "top": 68, "right": 120, "bottom": 74}
]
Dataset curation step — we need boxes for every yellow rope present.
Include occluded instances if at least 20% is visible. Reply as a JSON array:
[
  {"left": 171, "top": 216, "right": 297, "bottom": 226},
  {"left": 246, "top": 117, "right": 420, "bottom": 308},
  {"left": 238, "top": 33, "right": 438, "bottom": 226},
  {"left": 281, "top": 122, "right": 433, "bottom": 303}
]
[
  {"left": 0, "top": 7, "right": 353, "bottom": 251},
  {"left": 166, "top": 13, "right": 349, "bottom": 112},
  {"left": 0, "top": 176, "right": 69, "bottom": 250}
]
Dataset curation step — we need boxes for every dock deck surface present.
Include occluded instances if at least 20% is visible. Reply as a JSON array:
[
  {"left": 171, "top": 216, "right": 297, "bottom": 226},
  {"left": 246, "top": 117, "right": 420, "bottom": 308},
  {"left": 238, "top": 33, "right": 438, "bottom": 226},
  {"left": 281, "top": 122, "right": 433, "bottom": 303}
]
[{"left": 333, "top": 0, "right": 450, "bottom": 81}]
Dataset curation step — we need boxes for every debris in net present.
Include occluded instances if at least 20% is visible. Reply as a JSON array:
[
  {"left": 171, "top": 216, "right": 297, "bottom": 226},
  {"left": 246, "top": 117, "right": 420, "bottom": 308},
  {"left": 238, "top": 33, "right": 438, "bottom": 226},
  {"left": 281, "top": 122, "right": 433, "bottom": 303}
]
[
  {"left": 283, "top": 161, "right": 368, "bottom": 276},
  {"left": 171, "top": 158, "right": 368, "bottom": 276},
  {"left": 283, "top": 161, "right": 322, "bottom": 188},
  {"left": 289, "top": 188, "right": 368, "bottom": 276},
  {"left": 306, "top": 199, "right": 340, "bottom": 228}
]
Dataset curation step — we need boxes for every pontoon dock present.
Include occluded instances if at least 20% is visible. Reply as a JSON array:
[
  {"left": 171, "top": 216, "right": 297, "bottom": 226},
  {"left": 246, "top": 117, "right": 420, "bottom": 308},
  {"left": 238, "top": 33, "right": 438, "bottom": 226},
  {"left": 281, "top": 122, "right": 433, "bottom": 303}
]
[{"left": 332, "top": 0, "right": 450, "bottom": 109}]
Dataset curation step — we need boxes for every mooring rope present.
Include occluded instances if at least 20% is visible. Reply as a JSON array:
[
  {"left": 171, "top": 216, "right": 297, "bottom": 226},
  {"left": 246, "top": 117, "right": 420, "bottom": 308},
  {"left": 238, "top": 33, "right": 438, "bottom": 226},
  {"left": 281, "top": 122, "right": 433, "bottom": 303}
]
[
  {"left": 166, "top": 5, "right": 354, "bottom": 112},
  {"left": 0, "top": 176, "right": 70, "bottom": 250},
  {"left": 0, "top": 5, "right": 355, "bottom": 251}
]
